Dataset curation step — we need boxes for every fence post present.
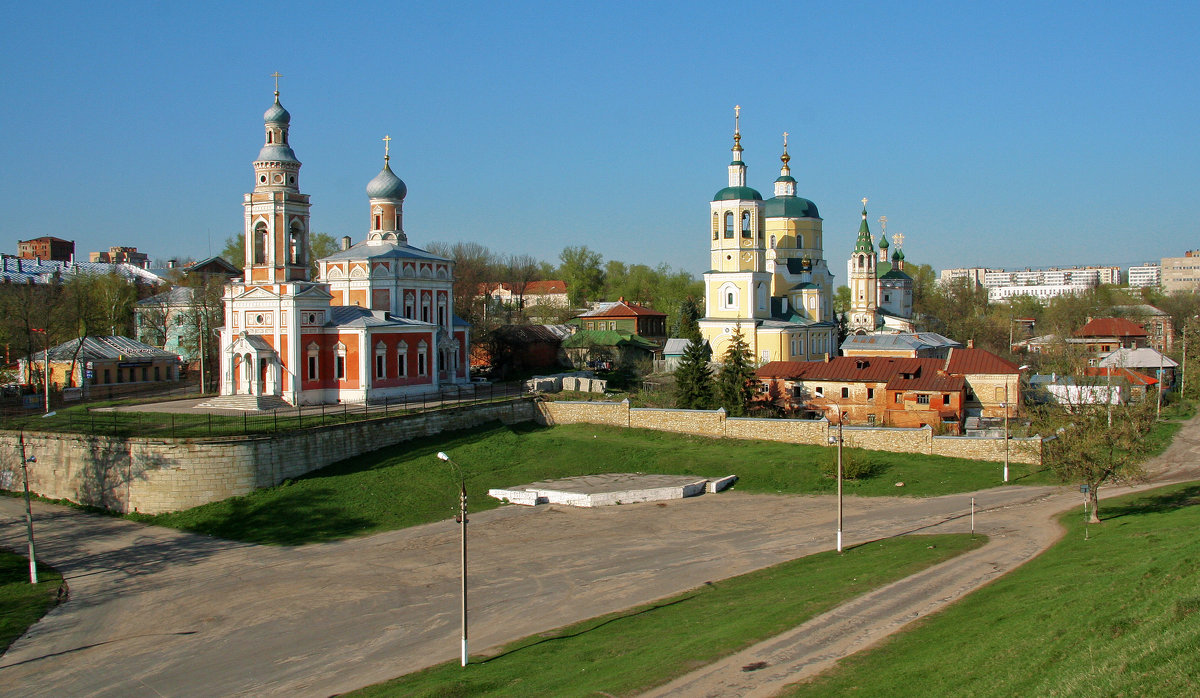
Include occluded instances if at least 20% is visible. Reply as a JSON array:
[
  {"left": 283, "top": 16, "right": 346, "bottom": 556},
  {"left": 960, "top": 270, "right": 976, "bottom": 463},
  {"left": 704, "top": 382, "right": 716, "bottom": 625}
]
[
  {"left": 171, "top": 413, "right": 176, "bottom": 439},
  {"left": 297, "top": 404, "right": 302, "bottom": 429},
  {"left": 243, "top": 412, "right": 247, "bottom": 435},
  {"left": 274, "top": 409, "right": 278, "bottom": 433},
  {"left": 208, "top": 412, "right": 212, "bottom": 436}
]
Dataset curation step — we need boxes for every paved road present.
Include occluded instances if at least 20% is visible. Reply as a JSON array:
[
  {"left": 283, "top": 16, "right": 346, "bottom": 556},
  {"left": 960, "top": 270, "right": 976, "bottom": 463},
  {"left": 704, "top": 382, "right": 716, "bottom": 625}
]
[{"left": 2, "top": 416, "right": 1198, "bottom": 697}]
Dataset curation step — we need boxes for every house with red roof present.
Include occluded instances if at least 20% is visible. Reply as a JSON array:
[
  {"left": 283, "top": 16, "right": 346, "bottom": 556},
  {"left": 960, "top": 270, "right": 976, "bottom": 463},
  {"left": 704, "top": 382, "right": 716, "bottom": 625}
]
[
  {"left": 571, "top": 297, "right": 668, "bottom": 345},
  {"left": 755, "top": 344, "right": 1023, "bottom": 431},
  {"left": 1073, "top": 317, "right": 1149, "bottom": 356}
]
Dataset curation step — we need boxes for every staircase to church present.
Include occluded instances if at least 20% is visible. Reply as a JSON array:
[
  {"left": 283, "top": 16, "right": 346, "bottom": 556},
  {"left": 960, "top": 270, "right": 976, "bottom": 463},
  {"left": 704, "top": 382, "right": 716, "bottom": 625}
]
[{"left": 195, "top": 394, "right": 293, "bottom": 412}]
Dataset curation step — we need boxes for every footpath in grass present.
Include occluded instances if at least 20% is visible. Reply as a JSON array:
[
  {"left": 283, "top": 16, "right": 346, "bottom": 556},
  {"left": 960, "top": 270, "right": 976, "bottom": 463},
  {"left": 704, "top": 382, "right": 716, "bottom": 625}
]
[
  {"left": 350, "top": 533, "right": 984, "bottom": 697},
  {"left": 787, "top": 482, "right": 1200, "bottom": 697},
  {"left": 132, "top": 422, "right": 1049, "bottom": 545},
  {"left": 0, "top": 551, "right": 64, "bottom": 654}
]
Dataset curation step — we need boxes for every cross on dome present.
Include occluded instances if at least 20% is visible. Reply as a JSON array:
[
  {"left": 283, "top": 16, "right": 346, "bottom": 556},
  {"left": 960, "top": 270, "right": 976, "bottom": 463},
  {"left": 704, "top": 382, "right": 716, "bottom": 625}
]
[
  {"left": 270, "top": 71, "right": 282, "bottom": 96},
  {"left": 879, "top": 216, "right": 887, "bottom": 234},
  {"left": 383, "top": 134, "right": 391, "bottom": 164},
  {"left": 893, "top": 233, "right": 904, "bottom": 248}
]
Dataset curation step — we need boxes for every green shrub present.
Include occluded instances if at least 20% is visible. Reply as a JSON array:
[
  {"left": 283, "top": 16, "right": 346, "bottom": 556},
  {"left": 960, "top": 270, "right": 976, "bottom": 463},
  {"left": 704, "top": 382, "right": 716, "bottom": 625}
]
[{"left": 819, "top": 447, "right": 886, "bottom": 480}]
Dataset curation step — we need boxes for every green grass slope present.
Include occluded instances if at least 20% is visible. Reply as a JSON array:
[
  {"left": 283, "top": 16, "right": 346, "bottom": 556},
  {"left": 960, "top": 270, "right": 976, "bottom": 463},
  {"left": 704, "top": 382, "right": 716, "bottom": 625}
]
[
  {"left": 352, "top": 534, "right": 984, "bottom": 697},
  {"left": 788, "top": 482, "right": 1200, "bottom": 697},
  {"left": 0, "top": 551, "right": 64, "bottom": 654},
  {"left": 133, "top": 422, "right": 1050, "bottom": 544}
]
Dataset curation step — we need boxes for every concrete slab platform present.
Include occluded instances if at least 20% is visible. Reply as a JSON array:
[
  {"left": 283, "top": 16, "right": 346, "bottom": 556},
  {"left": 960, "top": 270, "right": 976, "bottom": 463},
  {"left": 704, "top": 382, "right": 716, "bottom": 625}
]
[{"left": 488, "top": 472, "right": 736, "bottom": 507}]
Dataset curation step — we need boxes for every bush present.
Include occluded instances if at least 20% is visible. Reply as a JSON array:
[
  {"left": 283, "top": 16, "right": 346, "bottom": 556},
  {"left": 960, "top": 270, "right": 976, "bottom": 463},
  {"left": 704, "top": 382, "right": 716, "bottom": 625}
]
[{"left": 819, "top": 447, "right": 886, "bottom": 480}]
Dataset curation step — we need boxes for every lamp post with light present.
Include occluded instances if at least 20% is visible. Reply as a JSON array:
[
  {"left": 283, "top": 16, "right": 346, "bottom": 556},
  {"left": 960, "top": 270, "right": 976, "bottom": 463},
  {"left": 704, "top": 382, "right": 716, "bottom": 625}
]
[
  {"left": 30, "top": 328, "right": 50, "bottom": 414},
  {"left": 436, "top": 451, "right": 469, "bottom": 667}
]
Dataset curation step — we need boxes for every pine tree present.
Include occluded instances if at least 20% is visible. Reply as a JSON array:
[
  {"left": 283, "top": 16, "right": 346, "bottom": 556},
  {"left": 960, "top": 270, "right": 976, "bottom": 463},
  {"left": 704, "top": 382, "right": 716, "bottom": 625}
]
[
  {"left": 716, "top": 326, "right": 756, "bottom": 416},
  {"left": 674, "top": 338, "right": 713, "bottom": 409},
  {"left": 675, "top": 296, "right": 703, "bottom": 342}
]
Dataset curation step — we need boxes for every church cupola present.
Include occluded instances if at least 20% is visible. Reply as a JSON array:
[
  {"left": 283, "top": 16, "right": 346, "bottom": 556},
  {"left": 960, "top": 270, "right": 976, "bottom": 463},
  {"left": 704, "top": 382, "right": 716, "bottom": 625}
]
[
  {"left": 773, "top": 132, "right": 796, "bottom": 197},
  {"left": 853, "top": 201, "right": 875, "bottom": 254},
  {"left": 366, "top": 135, "right": 407, "bottom": 243},
  {"left": 254, "top": 73, "right": 301, "bottom": 192}
]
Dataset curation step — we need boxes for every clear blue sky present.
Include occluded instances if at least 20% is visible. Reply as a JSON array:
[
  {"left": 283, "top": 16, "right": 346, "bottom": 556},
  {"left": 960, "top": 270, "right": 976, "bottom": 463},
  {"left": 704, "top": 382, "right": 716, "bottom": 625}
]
[{"left": 2, "top": 1, "right": 1196, "bottom": 277}]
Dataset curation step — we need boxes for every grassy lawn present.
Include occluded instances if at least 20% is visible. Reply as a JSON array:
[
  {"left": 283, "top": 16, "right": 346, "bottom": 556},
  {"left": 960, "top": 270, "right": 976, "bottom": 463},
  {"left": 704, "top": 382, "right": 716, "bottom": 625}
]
[
  {"left": 0, "top": 550, "right": 64, "bottom": 654},
  {"left": 786, "top": 482, "right": 1200, "bottom": 697},
  {"left": 131, "top": 422, "right": 1052, "bottom": 545},
  {"left": 350, "top": 533, "right": 984, "bottom": 697}
]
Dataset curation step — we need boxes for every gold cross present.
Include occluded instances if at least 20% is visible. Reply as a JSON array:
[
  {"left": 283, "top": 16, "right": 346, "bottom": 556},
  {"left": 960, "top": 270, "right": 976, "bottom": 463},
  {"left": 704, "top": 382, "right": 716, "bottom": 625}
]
[
  {"left": 734, "top": 105, "right": 741, "bottom": 133},
  {"left": 893, "top": 233, "right": 904, "bottom": 248},
  {"left": 270, "top": 72, "right": 282, "bottom": 93},
  {"left": 861, "top": 197, "right": 868, "bottom": 208},
  {"left": 782, "top": 131, "right": 788, "bottom": 149},
  {"left": 383, "top": 134, "right": 391, "bottom": 163},
  {"left": 879, "top": 216, "right": 887, "bottom": 234}
]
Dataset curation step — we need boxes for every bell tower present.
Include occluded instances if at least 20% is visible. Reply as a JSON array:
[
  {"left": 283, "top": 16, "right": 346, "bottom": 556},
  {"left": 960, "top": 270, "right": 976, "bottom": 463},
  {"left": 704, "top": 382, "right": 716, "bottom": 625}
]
[
  {"left": 244, "top": 73, "right": 311, "bottom": 284},
  {"left": 848, "top": 199, "right": 878, "bottom": 333},
  {"left": 709, "top": 105, "right": 764, "bottom": 274}
]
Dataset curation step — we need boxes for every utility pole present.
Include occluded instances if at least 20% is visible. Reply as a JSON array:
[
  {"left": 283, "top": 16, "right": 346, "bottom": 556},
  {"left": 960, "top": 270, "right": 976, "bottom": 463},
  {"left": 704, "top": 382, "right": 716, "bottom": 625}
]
[
  {"left": 437, "top": 451, "right": 469, "bottom": 666},
  {"left": 1003, "top": 383, "right": 1009, "bottom": 483},
  {"left": 31, "top": 328, "right": 50, "bottom": 414}
]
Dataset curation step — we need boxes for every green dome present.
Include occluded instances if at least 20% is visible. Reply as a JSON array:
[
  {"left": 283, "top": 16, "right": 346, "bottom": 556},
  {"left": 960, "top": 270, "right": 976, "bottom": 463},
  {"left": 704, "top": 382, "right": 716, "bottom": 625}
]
[
  {"left": 713, "top": 186, "right": 763, "bottom": 202},
  {"left": 763, "top": 195, "right": 820, "bottom": 219}
]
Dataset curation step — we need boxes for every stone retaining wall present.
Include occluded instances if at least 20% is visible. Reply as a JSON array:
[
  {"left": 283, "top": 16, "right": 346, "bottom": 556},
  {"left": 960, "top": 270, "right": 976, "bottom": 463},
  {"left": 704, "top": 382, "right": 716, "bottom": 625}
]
[
  {"left": 536, "top": 399, "right": 1042, "bottom": 465},
  {"left": 0, "top": 399, "right": 536, "bottom": 514}
]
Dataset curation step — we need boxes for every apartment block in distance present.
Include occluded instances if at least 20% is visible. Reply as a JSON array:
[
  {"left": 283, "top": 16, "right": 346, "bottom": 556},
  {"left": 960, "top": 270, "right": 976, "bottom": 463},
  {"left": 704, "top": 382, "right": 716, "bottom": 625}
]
[
  {"left": 1127, "top": 263, "right": 1162, "bottom": 288},
  {"left": 1161, "top": 252, "right": 1200, "bottom": 293},
  {"left": 17, "top": 236, "right": 75, "bottom": 261}
]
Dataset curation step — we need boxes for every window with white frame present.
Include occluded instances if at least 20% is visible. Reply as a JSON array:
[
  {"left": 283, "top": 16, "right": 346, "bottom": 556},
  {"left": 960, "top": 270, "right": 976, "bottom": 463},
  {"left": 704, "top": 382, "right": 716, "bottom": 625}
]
[
  {"left": 335, "top": 342, "right": 346, "bottom": 380},
  {"left": 720, "top": 282, "right": 739, "bottom": 311},
  {"left": 404, "top": 292, "right": 415, "bottom": 319},
  {"left": 307, "top": 342, "right": 319, "bottom": 381},
  {"left": 417, "top": 340, "right": 428, "bottom": 376},
  {"left": 422, "top": 295, "right": 431, "bottom": 323},
  {"left": 398, "top": 341, "right": 408, "bottom": 377},
  {"left": 375, "top": 341, "right": 387, "bottom": 379}
]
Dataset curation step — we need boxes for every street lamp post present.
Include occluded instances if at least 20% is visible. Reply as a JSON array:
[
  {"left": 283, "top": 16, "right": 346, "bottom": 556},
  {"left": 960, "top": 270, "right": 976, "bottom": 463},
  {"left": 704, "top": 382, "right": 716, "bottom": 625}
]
[
  {"left": 1003, "top": 383, "right": 1009, "bottom": 483},
  {"left": 827, "top": 404, "right": 844, "bottom": 553},
  {"left": 18, "top": 432, "right": 38, "bottom": 584},
  {"left": 436, "top": 451, "right": 469, "bottom": 667}
]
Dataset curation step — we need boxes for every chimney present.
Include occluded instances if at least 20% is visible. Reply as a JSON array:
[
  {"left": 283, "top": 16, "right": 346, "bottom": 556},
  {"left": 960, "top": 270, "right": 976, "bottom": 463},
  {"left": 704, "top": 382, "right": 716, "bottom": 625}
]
[
  {"left": 340, "top": 236, "right": 352, "bottom": 251},
  {"left": 824, "top": 352, "right": 830, "bottom": 363},
  {"left": 967, "top": 339, "right": 974, "bottom": 349}
]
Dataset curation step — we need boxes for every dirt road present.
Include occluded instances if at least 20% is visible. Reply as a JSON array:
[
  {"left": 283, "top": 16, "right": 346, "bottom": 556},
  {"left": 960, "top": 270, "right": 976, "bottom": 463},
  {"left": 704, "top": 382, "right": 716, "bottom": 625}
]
[{"left": 2, "top": 415, "right": 1197, "bottom": 697}]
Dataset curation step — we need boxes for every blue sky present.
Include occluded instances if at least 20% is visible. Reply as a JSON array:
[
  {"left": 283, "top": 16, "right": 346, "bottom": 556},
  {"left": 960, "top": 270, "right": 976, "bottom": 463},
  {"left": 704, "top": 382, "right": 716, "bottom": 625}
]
[{"left": 2, "top": 1, "right": 1196, "bottom": 278}]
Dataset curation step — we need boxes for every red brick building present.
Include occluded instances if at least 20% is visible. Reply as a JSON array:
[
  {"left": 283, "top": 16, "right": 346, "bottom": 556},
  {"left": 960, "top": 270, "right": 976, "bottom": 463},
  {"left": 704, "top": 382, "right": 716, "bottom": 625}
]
[{"left": 17, "top": 236, "right": 74, "bottom": 261}]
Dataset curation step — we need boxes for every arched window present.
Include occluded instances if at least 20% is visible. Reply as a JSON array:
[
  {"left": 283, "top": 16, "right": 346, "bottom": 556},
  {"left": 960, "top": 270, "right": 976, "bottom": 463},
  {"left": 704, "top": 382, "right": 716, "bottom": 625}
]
[
  {"left": 253, "top": 223, "right": 267, "bottom": 264},
  {"left": 724, "top": 212, "right": 734, "bottom": 238},
  {"left": 712, "top": 213, "right": 719, "bottom": 240},
  {"left": 374, "top": 215, "right": 381, "bottom": 229},
  {"left": 741, "top": 211, "right": 751, "bottom": 237},
  {"left": 769, "top": 235, "right": 776, "bottom": 249},
  {"left": 306, "top": 343, "right": 319, "bottom": 381},
  {"left": 334, "top": 342, "right": 347, "bottom": 381},
  {"left": 404, "top": 292, "right": 415, "bottom": 319},
  {"left": 421, "top": 294, "right": 431, "bottom": 323},
  {"left": 438, "top": 298, "right": 447, "bottom": 327},
  {"left": 289, "top": 224, "right": 304, "bottom": 265},
  {"left": 267, "top": 132, "right": 273, "bottom": 144},
  {"left": 375, "top": 341, "right": 387, "bottom": 379},
  {"left": 417, "top": 340, "right": 428, "bottom": 376},
  {"left": 398, "top": 341, "right": 408, "bottom": 378}
]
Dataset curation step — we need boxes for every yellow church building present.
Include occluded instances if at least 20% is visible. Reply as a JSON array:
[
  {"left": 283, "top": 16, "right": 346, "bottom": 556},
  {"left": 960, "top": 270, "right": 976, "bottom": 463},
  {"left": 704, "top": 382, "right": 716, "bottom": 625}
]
[{"left": 699, "top": 109, "right": 838, "bottom": 363}]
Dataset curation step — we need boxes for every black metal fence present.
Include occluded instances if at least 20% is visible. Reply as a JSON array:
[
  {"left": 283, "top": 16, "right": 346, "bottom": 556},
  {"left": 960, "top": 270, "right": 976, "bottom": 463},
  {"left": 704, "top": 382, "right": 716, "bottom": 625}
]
[{"left": 0, "top": 383, "right": 529, "bottom": 439}]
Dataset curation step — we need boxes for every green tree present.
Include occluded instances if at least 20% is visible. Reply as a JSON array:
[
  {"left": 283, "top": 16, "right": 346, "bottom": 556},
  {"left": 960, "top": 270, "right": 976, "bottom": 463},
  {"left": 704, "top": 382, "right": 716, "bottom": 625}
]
[
  {"left": 833, "top": 285, "right": 851, "bottom": 316},
  {"left": 220, "top": 234, "right": 245, "bottom": 270},
  {"left": 675, "top": 296, "right": 703, "bottom": 341},
  {"left": 1037, "top": 394, "right": 1157, "bottom": 523},
  {"left": 559, "top": 246, "right": 605, "bottom": 307},
  {"left": 715, "top": 326, "right": 756, "bottom": 416},
  {"left": 308, "top": 232, "right": 340, "bottom": 277},
  {"left": 674, "top": 338, "right": 713, "bottom": 409}
]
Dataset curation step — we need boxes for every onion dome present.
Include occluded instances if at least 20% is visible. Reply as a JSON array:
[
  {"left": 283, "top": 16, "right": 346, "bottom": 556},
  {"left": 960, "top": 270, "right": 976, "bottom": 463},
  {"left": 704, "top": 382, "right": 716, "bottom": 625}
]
[
  {"left": 367, "top": 162, "right": 407, "bottom": 200},
  {"left": 264, "top": 94, "right": 291, "bottom": 125},
  {"left": 879, "top": 234, "right": 890, "bottom": 250},
  {"left": 853, "top": 202, "right": 875, "bottom": 254},
  {"left": 713, "top": 185, "right": 763, "bottom": 201}
]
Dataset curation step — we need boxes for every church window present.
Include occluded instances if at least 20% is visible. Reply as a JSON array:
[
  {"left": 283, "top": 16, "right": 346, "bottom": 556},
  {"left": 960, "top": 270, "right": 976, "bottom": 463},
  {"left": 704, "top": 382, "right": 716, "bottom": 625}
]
[
  {"left": 335, "top": 343, "right": 346, "bottom": 381},
  {"left": 417, "top": 341, "right": 428, "bottom": 376},
  {"left": 375, "top": 215, "right": 381, "bottom": 229},
  {"left": 724, "top": 212, "right": 734, "bottom": 238},
  {"left": 289, "top": 176, "right": 295, "bottom": 184},
  {"left": 438, "top": 299, "right": 447, "bottom": 327},
  {"left": 398, "top": 341, "right": 408, "bottom": 377},
  {"left": 375, "top": 343, "right": 387, "bottom": 379},
  {"left": 259, "top": 175, "right": 267, "bottom": 184},
  {"left": 282, "top": 130, "right": 288, "bottom": 145},
  {"left": 741, "top": 211, "right": 752, "bottom": 238},
  {"left": 422, "top": 296, "right": 431, "bottom": 323},
  {"left": 756, "top": 284, "right": 767, "bottom": 311},
  {"left": 289, "top": 225, "right": 304, "bottom": 265},
  {"left": 253, "top": 223, "right": 268, "bottom": 264},
  {"left": 404, "top": 293, "right": 415, "bottom": 319},
  {"left": 769, "top": 235, "right": 776, "bottom": 248},
  {"left": 727, "top": 292, "right": 734, "bottom": 306},
  {"left": 267, "top": 132, "right": 273, "bottom": 144},
  {"left": 883, "top": 293, "right": 891, "bottom": 303}
]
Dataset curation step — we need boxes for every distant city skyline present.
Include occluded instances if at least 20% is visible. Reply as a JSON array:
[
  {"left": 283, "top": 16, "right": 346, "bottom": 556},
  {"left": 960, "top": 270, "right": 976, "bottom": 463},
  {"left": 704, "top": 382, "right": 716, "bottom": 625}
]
[{"left": 3, "top": 2, "right": 1196, "bottom": 278}]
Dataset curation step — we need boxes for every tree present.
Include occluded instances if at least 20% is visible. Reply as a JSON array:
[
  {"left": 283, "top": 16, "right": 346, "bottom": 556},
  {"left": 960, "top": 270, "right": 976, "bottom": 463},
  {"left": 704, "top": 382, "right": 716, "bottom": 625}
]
[
  {"left": 833, "top": 285, "right": 851, "bottom": 316},
  {"left": 178, "top": 274, "right": 225, "bottom": 392},
  {"left": 426, "top": 241, "right": 502, "bottom": 326},
  {"left": 559, "top": 246, "right": 605, "bottom": 307},
  {"left": 715, "top": 326, "right": 756, "bottom": 416},
  {"left": 220, "top": 235, "right": 245, "bottom": 270},
  {"left": 674, "top": 338, "right": 713, "bottom": 409},
  {"left": 1038, "top": 395, "right": 1157, "bottom": 523},
  {"left": 675, "top": 296, "right": 702, "bottom": 341},
  {"left": 308, "top": 233, "right": 340, "bottom": 278}
]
